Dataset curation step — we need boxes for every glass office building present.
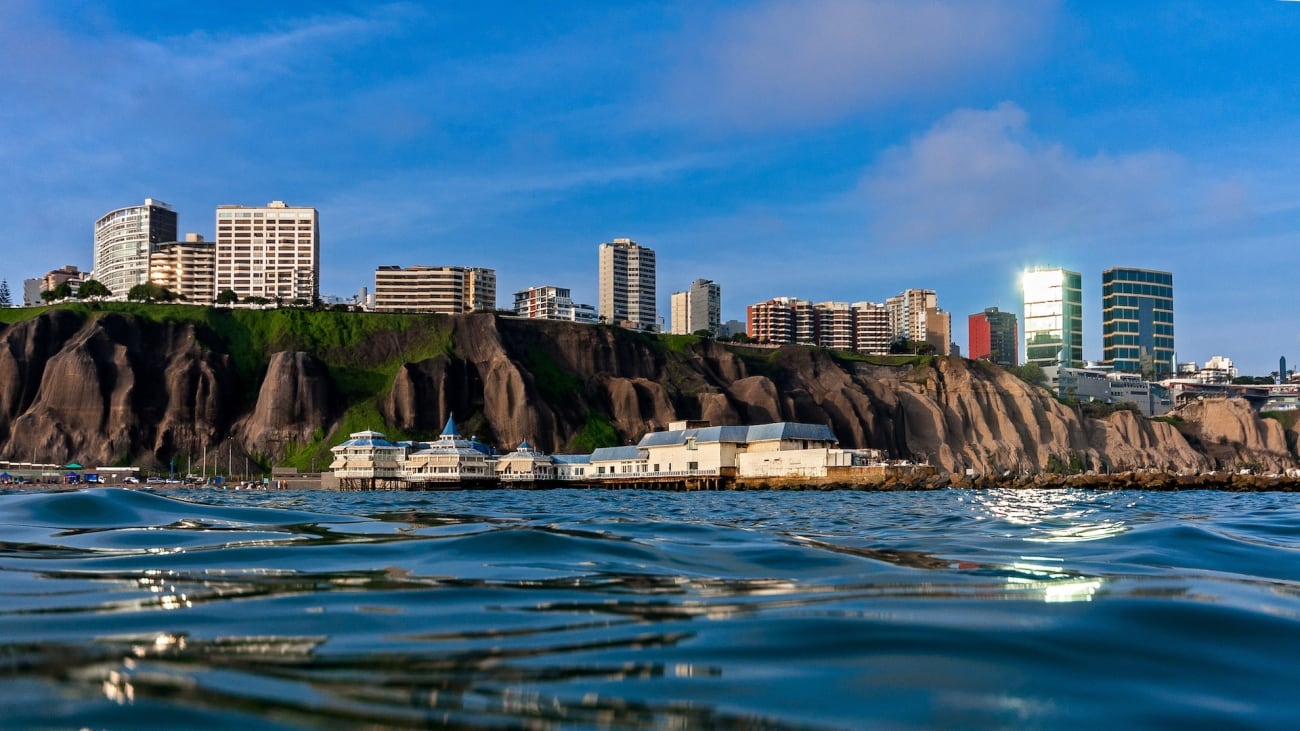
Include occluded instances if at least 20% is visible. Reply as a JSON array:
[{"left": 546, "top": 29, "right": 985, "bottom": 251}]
[
  {"left": 1022, "top": 267, "right": 1083, "bottom": 369},
  {"left": 1102, "top": 267, "right": 1174, "bottom": 377}
]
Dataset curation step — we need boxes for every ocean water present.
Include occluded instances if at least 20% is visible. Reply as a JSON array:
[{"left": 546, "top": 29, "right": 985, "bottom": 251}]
[{"left": 2, "top": 487, "right": 1299, "bottom": 730}]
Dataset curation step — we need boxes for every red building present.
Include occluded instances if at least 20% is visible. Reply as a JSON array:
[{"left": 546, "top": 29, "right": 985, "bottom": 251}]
[{"left": 968, "top": 307, "right": 1018, "bottom": 367}]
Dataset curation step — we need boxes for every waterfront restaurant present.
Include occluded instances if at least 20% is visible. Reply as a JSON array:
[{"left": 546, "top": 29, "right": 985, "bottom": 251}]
[{"left": 402, "top": 416, "right": 496, "bottom": 486}]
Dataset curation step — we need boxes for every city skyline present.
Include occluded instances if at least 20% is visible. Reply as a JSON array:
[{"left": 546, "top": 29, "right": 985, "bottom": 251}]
[{"left": 2, "top": 2, "right": 1298, "bottom": 375}]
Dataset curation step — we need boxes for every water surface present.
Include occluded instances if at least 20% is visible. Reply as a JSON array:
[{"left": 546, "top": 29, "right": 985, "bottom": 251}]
[{"left": 2, "top": 487, "right": 1298, "bottom": 729}]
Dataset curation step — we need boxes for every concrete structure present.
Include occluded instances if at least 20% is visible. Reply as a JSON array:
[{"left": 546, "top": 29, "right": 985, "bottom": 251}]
[
  {"left": 94, "top": 199, "right": 177, "bottom": 298},
  {"left": 968, "top": 307, "right": 1018, "bottom": 367},
  {"left": 747, "top": 297, "right": 891, "bottom": 354},
  {"left": 1102, "top": 267, "right": 1174, "bottom": 377},
  {"left": 149, "top": 234, "right": 215, "bottom": 303},
  {"left": 373, "top": 265, "right": 496, "bottom": 314},
  {"left": 1023, "top": 267, "right": 1083, "bottom": 370},
  {"left": 885, "top": 289, "right": 949, "bottom": 353},
  {"left": 1049, "top": 365, "right": 1172, "bottom": 417},
  {"left": 853, "top": 302, "right": 890, "bottom": 356},
  {"left": 669, "top": 278, "right": 721, "bottom": 335},
  {"left": 747, "top": 297, "right": 803, "bottom": 345},
  {"left": 514, "top": 285, "right": 587, "bottom": 321},
  {"left": 22, "top": 278, "right": 41, "bottom": 306},
  {"left": 215, "top": 201, "right": 319, "bottom": 304},
  {"left": 37, "top": 265, "right": 85, "bottom": 299},
  {"left": 598, "top": 238, "right": 656, "bottom": 331}
]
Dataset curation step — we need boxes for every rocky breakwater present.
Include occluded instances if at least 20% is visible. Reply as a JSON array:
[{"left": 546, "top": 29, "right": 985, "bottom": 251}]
[{"left": 0, "top": 307, "right": 1296, "bottom": 481}]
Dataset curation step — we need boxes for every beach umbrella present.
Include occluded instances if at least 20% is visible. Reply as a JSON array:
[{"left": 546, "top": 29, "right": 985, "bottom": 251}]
[
  {"left": 0, "top": 472, "right": 10, "bottom": 479},
  {"left": 65, "top": 463, "right": 83, "bottom": 470}
]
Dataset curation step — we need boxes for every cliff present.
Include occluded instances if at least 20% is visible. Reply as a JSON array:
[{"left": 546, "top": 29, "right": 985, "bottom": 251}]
[{"left": 0, "top": 305, "right": 1294, "bottom": 476}]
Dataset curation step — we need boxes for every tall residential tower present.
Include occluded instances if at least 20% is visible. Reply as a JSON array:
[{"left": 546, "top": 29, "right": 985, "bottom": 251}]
[
  {"left": 215, "top": 201, "right": 319, "bottom": 304},
  {"left": 598, "top": 238, "right": 656, "bottom": 331},
  {"left": 93, "top": 199, "right": 178, "bottom": 298},
  {"left": 669, "top": 278, "right": 721, "bottom": 335},
  {"left": 1102, "top": 267, "right": 1174, "bottom": 377}
]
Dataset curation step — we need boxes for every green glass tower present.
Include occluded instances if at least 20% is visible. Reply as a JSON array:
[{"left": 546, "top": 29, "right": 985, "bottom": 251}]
[
  {"left": 1022, "top": 267, "right": 1083, "bottom": 369},
  {"left": 1102, "top": 267, "right": 1174, "bottom": 377}
]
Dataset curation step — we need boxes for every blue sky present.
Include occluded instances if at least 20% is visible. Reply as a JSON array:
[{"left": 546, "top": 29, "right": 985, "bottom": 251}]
[{"left": 2, "top": 0, "right": 1298, "bottom": 376}]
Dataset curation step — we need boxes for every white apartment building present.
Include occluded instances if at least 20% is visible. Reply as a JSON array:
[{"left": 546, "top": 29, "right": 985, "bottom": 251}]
[
  {"left": 598, "top": 238, "right": 656, "bottom": 331},
  {"left": 93, "top": 199, "right": 177, "bottom": 299},
  {"left": 215, "top": 201, "right": 319, "bottom": 304},
  {"left": 670, "top": 278, "right": 721, "bottom": 335},
  {"left": 885, "top": 288, "right": 950, "bottom": 353},
  {"left": 149, "top": 234, "right": 215, "bottom": 304},
  {"left": 373, "top": 265, "right": 496, "bottom": 314},
  {"left": 513, "top": 285, "right": 594, "bottom": 323}
]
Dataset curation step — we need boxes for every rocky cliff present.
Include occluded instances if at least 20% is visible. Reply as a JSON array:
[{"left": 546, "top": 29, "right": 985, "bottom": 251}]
[{"left": 0, "top": 306, "right": 1294, "bottom": 476}]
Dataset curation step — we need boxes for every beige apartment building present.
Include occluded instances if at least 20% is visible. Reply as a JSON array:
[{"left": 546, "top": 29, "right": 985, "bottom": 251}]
[
  {"left": 149, "top": 234, "right": 215, "bottom": 303},
  {"left": 598, "top": 238, "right": 656, "bottom": 331},
  {"left": 214, "top": 201, "right": 319, "bottom": 304},
  {"left": 373, "top": 265, "right": 496, "bottom": 313}
]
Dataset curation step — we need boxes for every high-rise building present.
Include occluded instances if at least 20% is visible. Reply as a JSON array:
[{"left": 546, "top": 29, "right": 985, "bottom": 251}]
[
  {"left": 22, "top": 278, "right": 41, "bottom": 306},
  {"left": 215, "top": 200, "right": 319, "bottom": 304},
  {"left": 885, "top": 288, "right": 949, "bottom": 353},
  {"left": 747, "top": 297, "right": 801, "bottom": 345},
  {"left": 1102, "top": 267, "right": 1174, "bottom": 377},
  {"left": 149, "top": 234, "right": 215, "bottom": 303},
  {"left": 373, "top": 265, "right": 496, "bottom": 313},
  {"left": 669, "top": 278, "right": 721, "bottom": 335},
  {"left": 747, "top": 298, "right": 890, "bottom": 354},
  {"left": 968, "top": 307, "right": 1018, "bottom": 367},
  {"left": 598, "top": 238, "right": 656, "bottom": 331},
  {"left": 1023, "top": 267, "right": 1083, "bottom": 369},
  {"left": 93, "top": 199, "right": 178, "bottom": 298},
  {"left": 853, "top": 302, "right": 890, "bottom": 355}
]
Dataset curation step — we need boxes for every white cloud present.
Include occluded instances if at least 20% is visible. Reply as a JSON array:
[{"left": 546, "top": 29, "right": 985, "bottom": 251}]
[
  {"left": 863, "top": 102, "right": 1186, "bottom": 247},
  {"left": 662, "top": 0, "right": 1056, "bottom": 130}
]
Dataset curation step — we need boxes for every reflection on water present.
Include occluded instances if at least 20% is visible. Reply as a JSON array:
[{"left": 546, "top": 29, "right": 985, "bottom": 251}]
[{"left": 2, "top": 487, "right": 1300, "bottom": 729}]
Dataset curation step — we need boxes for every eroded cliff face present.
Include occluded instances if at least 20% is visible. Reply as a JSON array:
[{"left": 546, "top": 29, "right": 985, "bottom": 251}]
[{"left": 0, "top": 309, "right": 1294, "bottom": 476}]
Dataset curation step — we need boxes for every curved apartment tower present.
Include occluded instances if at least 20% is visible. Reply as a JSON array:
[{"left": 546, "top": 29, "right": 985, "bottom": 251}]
[{"left": 92, "top": 199, "right": 178, "bottom": 298}]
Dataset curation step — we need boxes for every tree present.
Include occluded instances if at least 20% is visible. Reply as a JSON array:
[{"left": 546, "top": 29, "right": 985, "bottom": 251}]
[
  {"left": 48, "top": 281, "right": 73, "bottom": 301},
  {"left": 127, "top": 282, "right": 175, "bottom": 303},
  {"left": 0, "top": 279, "right": 10, "bottom": 306},
  {"left": 76, "top": 279, "right": 111, "bottom": 299},
  {"left": 1007, "top": 363, "right": 1048, "bottom": 389},
  {"left": 216, "top": 289, "right": 238, "bottom": 305}
]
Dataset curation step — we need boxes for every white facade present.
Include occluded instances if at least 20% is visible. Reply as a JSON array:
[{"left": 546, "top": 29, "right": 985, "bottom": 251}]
[
  {"left": 93, "top": 199, "right": 177, "bottom": 299},
  {"left": 329, "top": 430, "right": 407, "bottom": 480},
  {"left": 670, "top": 279, "right": 721, "bottom": 335},
  {"left": 215, "top": 201, "right": 319, "bottom": 304},
  {"left": 598, "top": 238, "right": 656, "bottom": 331},
  {"left": 513, "top": 285, "right": 591, "bottom": 322}
]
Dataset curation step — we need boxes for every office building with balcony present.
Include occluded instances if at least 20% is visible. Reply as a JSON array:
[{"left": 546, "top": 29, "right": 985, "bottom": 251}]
[
  {"left": 1102, "top": 267, "right": 1174, "bottom": 377},
  {"left": 93, "top": 199, "right": 177, "bottom": 299},
  {"left": 374, "top": 265, "right": 496, "bottom": 314},
  {"left": 598, "top": 238, "right": 656, "bottom": 331}
]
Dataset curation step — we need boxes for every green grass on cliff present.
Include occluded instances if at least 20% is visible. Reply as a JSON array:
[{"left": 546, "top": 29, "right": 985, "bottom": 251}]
[{"left": 7, "top": 303, "right": 459, "bottom": 468}]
